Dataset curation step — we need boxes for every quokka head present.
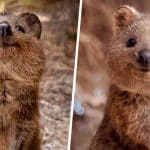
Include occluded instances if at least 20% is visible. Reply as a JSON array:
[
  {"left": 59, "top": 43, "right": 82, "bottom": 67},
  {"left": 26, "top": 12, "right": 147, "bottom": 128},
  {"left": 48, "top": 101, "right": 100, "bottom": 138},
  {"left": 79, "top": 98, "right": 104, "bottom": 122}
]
[
  {"left": 0, "top": 12, "right": 42, "bottom": 47},
  {"left": 0, "top": 12, "right": 45, "bottom": 83},
  {"left": 108, "top": 5, "right": 150, "bottom": 95}
]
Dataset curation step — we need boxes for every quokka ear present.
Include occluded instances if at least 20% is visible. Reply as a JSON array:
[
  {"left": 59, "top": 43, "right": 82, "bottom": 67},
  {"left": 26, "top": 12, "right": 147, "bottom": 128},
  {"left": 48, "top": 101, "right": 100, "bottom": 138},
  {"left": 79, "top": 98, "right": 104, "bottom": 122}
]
[
  {"left": 114, "top": 5, "right": 139, "bottom": 32},
  {"left": 18, "top": 13, "right": 42, "bottom": 39}
]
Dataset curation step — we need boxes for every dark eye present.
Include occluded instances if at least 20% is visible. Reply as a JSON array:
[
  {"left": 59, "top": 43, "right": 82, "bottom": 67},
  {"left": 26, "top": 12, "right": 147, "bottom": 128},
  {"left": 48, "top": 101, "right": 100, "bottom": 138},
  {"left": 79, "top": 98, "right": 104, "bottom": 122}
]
[
  {"left": 126, "top": 37, "right": 137, "bottom": 48},
  {"left": 16, "top": 25, "right": 25, "bottom": 33}
]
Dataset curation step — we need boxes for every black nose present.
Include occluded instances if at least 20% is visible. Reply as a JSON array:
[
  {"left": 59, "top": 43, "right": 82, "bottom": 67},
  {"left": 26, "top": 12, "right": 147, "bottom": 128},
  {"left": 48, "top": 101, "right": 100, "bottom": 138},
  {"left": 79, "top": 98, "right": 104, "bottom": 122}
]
[
  {"left": 137, "top": 50, "right": 150, "bottom": 69},
  {"left": 0, "top": 22, "right": 11, "bottom": 37}
]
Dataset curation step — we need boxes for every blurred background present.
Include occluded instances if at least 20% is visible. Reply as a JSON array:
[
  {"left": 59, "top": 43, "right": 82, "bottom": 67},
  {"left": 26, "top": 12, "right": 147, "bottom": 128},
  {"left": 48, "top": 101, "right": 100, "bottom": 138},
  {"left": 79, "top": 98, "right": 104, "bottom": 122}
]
[
  {"left": 71, "top": 0, "right": 150, "bottom": 150},
  {"left": 0, "top": 0, "right": 79, "bottom": 149}
]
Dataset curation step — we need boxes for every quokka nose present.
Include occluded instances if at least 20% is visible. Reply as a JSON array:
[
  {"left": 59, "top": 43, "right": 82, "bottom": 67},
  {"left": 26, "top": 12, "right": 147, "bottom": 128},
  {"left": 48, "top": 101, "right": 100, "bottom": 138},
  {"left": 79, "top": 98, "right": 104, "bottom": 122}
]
[
  {"left": 0, "top": 22, "right": 11, "bottom": 37},
  {"left": 138, "top": 50, "right": 150, "bottom": 68}
]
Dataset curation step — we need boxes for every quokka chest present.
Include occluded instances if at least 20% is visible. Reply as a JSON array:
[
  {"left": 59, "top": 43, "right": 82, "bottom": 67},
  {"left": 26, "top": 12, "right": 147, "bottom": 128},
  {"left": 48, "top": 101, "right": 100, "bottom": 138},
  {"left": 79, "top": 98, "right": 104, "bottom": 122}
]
[
  {"left": 0, "top": 77, "right": 20, "bottom": 105},
  {"left": 109, "top": 88, "right": 150, "bottom": 137},
  {"left": 0, "top": 72, "right": 32, "bottom": 125},
  {"left": 0, "top": 77, "right": 19, "bottom": 128}
]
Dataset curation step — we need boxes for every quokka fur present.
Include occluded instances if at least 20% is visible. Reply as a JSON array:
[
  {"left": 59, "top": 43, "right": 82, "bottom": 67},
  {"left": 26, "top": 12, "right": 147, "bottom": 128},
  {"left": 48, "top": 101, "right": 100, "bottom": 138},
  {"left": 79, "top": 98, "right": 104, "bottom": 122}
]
[
  {"left": 0, "top": 12, "right": 45, "bottom": 150},
  {"left": 90, "top": 5, "right": 150, "bottom": 150}
]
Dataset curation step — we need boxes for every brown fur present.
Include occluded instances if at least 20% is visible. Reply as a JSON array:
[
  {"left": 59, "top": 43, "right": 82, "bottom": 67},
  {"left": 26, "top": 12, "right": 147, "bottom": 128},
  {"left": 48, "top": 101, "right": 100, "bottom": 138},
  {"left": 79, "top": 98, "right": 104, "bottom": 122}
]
[
  {"left": 90, "top": 6, "right": 150, "bottom": 150},
  {"left": 0, "top": 12, "right": 45, "bottom": 149}
]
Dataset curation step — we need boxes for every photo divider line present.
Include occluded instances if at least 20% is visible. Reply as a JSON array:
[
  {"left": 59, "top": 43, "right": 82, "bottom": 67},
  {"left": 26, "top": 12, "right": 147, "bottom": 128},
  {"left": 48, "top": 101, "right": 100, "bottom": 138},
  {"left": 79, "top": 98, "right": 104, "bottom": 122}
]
[{"left": 67, "top": 0, "right": 83, "bottom": 149}]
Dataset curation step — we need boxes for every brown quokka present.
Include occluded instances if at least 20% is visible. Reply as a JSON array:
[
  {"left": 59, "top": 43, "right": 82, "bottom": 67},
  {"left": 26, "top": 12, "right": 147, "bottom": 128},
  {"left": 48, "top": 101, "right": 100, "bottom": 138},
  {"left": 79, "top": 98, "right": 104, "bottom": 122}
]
[
  {"left": 90, "top": 6, "right": 150, "bottom": 150},
  {"left": 0, "top": 12, "right": 45, "bottom": 150}
]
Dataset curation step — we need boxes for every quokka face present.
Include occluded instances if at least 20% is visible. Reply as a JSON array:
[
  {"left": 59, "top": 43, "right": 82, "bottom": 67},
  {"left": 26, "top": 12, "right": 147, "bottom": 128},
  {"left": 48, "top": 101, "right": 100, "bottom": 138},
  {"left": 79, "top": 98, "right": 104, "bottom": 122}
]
[
  {"left": 108, "top": 6, "right": 150, "bottom": 95},
  {"left": 0, "top": 12, "right": 45, "bottom": 84}
]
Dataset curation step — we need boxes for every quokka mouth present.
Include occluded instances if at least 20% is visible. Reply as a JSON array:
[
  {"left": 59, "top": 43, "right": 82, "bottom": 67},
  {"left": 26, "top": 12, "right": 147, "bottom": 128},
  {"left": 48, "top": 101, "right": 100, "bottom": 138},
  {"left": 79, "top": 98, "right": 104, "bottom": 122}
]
[
  {"left": 130, "top": 64, "right": 150, "bottom": 81},
  {"left": 139, "top": 68, "right": 150, "bottom": 72},
  {"left": 0, "top": 36, "right": 18, "bottom": 48},
  {"left": 2, "top": 41, "right": 20, "bottom": 48},
  {"left": 131, "top": 63, "right": 150, "bottom": 73},
  {"left": 2, "top": 42, "right": 16, "bottom": 47},
  {"left": 135, "top": 66, "right": 150, "bottom": 73}
]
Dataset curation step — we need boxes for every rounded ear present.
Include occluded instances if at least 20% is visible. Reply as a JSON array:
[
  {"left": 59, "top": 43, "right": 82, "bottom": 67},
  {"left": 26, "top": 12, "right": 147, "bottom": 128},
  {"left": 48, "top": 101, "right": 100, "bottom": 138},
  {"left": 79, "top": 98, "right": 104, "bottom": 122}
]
[
  {"left": 18, "top": 13, "right": 42, "bottom": 39},
  {"left": 114, "top": 5, "right": 139, "bottom": 32}
]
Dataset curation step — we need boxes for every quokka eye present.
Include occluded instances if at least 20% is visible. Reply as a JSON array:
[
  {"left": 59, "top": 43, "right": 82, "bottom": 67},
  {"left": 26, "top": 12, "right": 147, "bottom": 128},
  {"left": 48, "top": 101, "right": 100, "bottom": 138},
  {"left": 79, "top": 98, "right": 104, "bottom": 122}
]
[
  {"left": 126, "top": 37, "right": 137, "bottom": 48},
  {"left": 16, "top": 25, "right": 25, "bottom": 33}
]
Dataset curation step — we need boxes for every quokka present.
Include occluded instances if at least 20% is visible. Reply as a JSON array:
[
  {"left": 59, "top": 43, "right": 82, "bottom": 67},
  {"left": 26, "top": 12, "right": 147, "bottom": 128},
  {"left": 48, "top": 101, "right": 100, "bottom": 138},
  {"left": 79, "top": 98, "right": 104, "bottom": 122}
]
[
  {"left": 90, "top": 5, "right": 150, "bottom": 150},
  {"left": 0, "top": 12, "right": 45, "bottom": 150}
]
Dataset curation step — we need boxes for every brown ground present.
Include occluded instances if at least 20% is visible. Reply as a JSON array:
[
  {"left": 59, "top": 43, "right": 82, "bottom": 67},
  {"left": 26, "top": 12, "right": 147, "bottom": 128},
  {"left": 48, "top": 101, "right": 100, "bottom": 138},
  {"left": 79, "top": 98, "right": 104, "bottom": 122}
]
[{"left": 3, "top": 0, "right": 79, "bottom": 149}]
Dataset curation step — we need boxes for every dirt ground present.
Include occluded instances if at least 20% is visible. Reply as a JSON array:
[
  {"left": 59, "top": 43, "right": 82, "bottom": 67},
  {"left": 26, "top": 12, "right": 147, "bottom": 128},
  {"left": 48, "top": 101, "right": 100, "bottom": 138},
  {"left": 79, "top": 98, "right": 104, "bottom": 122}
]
[{"left": 4, "top": 0, "right": 79, "bottom": 149}]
